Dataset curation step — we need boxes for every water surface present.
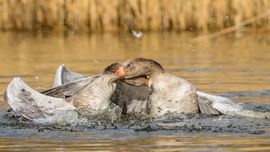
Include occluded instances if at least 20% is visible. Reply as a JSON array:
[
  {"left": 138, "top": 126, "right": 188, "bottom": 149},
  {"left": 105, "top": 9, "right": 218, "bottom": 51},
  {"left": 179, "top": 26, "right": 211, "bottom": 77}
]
[{"left": 0, "top": 32, "right": 270, "bottom": 151}]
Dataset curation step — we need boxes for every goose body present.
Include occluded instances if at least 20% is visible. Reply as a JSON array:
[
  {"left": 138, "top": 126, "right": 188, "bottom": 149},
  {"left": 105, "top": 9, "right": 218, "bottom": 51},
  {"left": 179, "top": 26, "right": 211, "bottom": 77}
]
[
  {"left": 121, "top": 58, "right": 270, "bottom": 118},
  {"left": 52, "top": 64, "right": 152, "bottom": 115},
  {"left": 149, "top": 73, "right": 198, "bottom": 116},
  {"left": 4, "top": 63, "right": 124, "bottom": 120},
  {"left": 4, "top": 58, "right": 269, "bottom": 121},
  {"left": 72, "top": 74, "right": 116, "bottom": 110}
]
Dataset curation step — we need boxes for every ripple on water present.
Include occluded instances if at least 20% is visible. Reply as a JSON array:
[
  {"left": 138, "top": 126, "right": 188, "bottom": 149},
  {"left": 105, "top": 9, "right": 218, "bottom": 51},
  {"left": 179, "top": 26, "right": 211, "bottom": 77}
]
[{"left": 0, "top": 108, "right": 270, "bottom": 151}]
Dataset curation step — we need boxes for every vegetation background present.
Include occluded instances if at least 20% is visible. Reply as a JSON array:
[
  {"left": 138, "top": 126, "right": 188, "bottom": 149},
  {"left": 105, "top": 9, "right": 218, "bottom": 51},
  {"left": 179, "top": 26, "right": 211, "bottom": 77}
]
[{"left": 0, "top": 0, "right": 270, "bottom": 33}]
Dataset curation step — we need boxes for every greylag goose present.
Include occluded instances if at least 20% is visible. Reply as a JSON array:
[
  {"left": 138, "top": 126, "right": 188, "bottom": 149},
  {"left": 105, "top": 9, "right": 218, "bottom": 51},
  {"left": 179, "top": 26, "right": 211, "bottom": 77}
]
[
  {"left": 49, "top": 64, "right": 152, "bottom": 115},
  {"left": 4, "top": 63, "right": 125, "bottom": 120},
  {"left": 121, "top": 58, "right": 270, "bottom": 118},
  {"left": 49, "top": 62, "right": 211, "bottom": 116}
]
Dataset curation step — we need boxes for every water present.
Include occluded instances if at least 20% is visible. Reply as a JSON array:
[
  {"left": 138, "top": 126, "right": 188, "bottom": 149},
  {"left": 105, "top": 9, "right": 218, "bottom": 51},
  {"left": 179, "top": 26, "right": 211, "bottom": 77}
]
[{"left": 0, "top": 32, "right": 270, "bottom": 151}]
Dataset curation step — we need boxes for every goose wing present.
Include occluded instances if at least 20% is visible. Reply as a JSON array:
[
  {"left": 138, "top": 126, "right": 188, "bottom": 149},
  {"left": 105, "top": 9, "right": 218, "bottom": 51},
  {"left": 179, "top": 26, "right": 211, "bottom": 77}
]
[
  {"left": 42, "top": 76, "right": 99, "bottom": 98},
  {"left": 111, "top": 80, "right": 152, "bottom": 114},
  {"left": 53, "top": 64, "right": 85, "bottom": 87},
  {"left": 197, "top": 91, "right": 242, "bottom": 115},
  {"left": 43, "top": 64, "right": 100, "bottom": 98},
  {"left": 197, "top": 91, "right": 270, "bottom": 118},
  {"left": 49, "top": 65, "right": 152, "bottom": 114},
  {"left": 4, "top": 78, "right": 76, "bottom": 120},
  {"left": 197, "top": 92, "right": 221, "bottom": 115}
]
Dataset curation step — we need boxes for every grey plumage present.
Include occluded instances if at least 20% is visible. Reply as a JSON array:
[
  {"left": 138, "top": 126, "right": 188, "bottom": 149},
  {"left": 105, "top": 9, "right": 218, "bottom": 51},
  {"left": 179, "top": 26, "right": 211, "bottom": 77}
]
[
  {"left": 197, "top": 95, "right": 221, "bottom": 115},
  {"left": 51, "top": 64, "right": 152, "bottom": 115},
  {"left": 4, "top": 64, "right": 123, "bottom": 120},
  {"left": 4, "top": 78, "right": 76, "bottom": 120},
  {"left": 111, "top": 80, "right": 152, "bottom": 114},
  {"left": 53, "top": 64, "right": 85, "bottom": 87}
]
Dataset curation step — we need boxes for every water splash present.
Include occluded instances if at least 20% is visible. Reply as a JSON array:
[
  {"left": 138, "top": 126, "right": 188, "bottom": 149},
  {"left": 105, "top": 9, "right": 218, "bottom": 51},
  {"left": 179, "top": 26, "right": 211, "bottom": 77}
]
[
  {"left": 132, "top": 30, "right": 143, "bottom": 38},
  {"left": 1, "top": 105, "right": 269, "bottom": 136}
]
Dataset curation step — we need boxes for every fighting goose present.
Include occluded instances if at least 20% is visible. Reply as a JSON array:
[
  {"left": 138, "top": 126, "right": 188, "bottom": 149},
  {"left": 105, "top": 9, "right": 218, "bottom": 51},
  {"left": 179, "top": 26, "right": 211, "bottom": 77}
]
[
  {"left": 122, "top": 58, "right": 199, "bottom": 117},
  {"left": 51, "top": 60, "right": 203, "bottom": 116},
  {"left": 4, "top": 63, "right": 125, "bottom": 120},
  {"left": 121, "top": 58, "right": 270, "bottom": 118},
  {"left": 48, "top": 64, "right": 152, "bottom": 115}
]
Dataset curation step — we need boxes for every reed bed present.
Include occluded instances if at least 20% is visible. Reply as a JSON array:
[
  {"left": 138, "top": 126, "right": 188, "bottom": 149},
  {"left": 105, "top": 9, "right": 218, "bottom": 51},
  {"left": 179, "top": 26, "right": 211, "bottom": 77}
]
[{"left": 0, "top": 0, "right": 270, "bottom": 32}]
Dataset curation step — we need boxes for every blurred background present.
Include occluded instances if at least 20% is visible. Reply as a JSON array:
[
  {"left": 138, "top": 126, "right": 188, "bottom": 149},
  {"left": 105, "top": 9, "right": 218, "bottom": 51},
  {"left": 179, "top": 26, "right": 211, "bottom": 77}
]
[
  {"left": 1, "top": 0, "right": 270, "bottom": 32},
  {"left": 0, "top": 1, "right": 270, "bottom": 151}
]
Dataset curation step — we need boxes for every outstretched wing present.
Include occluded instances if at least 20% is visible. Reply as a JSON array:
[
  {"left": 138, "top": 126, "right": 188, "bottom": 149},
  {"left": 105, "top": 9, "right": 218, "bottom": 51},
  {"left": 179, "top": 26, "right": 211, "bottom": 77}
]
[
  {"left": 197, "top": 91, "right": 241, "bottom": 115},
  {"left": 197, "top": 94, "right": 221, "bottom": 115},
  {"left": 196, "top": 91, "right": 270, "bottom": 118},
  {"left": 42, "top": 64, "right": 100, "bottom": 98},
  {"left": 4, "top": 78, "right": 76, "bottom": 120},
  {"left": 42, "top": 76, "right": 99, "bottom": 98},
  {"left": 49, "top": 65, "right": 153, "bottom": 114},
  {"left": 53, "top": 64, "right": 86, "bottom": 87},
  {"left": 47, "top": 65, "right": 152, "bottom": 114}
]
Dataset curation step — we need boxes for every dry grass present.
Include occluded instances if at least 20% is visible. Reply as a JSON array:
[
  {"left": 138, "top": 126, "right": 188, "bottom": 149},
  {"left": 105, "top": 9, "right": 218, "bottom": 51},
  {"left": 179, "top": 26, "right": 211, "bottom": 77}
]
[{"left": 0, "top": 0, "right": 270, "bottom": 32}]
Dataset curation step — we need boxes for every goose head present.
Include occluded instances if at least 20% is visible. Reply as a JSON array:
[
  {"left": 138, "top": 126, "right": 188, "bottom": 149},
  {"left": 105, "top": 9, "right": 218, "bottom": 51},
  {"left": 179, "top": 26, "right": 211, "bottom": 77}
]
[
  {"left": 122, "top": 58, "right": 165, "bottom": 83},
  {"left": 103, "top": 63, "right": 125, "bottom": 78},
  {"left": 101, "top": 63, "right": 126, "bottom": 85}
]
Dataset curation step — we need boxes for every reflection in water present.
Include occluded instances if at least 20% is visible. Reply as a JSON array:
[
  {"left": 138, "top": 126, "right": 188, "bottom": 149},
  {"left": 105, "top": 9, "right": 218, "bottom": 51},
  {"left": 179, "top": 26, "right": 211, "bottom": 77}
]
[
  {"left": 0, "top": 32, "right": 270, "bottom": 151},
  {"left": 0, "top": 134, "right": 270, "bottom": 152},
  {"left": 1, "top": 32, "right": 270, "bottom": 94}
]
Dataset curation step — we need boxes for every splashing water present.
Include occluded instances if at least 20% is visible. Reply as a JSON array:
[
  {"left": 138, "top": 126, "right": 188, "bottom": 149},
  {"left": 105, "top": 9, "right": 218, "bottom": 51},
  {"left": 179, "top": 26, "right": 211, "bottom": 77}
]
[{"left": 131, "top": 30, "right": 143, "bottom": 38}]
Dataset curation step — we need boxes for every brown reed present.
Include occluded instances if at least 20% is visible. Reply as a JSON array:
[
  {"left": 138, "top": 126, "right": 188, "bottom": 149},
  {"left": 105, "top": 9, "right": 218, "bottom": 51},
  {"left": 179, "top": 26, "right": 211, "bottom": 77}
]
[{"left": 0, "top": 0, "right": 270, "bottom": 32}]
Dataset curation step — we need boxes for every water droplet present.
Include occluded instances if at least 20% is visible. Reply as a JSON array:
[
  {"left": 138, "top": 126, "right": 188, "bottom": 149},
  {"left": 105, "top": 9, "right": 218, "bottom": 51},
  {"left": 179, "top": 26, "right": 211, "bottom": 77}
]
[{"left": 132, "top": 30, "right": 143, "bottom": 38}]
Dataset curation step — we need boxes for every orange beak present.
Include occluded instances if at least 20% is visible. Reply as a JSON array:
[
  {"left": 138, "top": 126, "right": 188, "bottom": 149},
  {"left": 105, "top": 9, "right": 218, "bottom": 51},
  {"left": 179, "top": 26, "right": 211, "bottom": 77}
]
[{"left": 115, "top": 66, "right": 125, "bottom": 78}]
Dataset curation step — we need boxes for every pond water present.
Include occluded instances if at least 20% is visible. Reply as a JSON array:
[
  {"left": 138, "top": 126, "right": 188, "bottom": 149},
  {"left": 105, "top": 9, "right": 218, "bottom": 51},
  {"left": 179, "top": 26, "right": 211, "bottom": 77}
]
[{"left": 0, "top": 32, "right": 270, "bottom": 151}]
